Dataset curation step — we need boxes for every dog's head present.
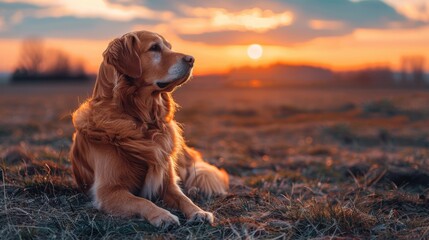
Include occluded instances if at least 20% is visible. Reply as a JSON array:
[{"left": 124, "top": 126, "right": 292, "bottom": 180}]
[{"left": 103, "top": 31, "right": 194, "bottom": 92}]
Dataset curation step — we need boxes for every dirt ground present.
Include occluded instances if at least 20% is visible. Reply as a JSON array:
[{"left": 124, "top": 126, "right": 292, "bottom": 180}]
[{"left": 1, "top": 80, "right": 429, "bottom": 239}]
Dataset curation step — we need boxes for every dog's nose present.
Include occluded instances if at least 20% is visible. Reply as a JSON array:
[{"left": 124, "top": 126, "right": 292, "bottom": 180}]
[{"left": 183, "top": 55, "right": 195, "bottom": 66}]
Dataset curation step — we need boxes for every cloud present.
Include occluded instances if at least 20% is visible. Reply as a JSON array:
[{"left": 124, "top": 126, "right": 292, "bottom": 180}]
[
  {"left": 309, "top": 20, "right": 345, "bottom": 30},
  {"left": 384, "top": 0, "right": 429, "bottom": 21},
  {"left": 0, "top": 1, "right": 160, "bottom": 39},
  {"left": 177, "top": 0, "right": 425, "bottom": 45},
  {"left": 2, "top": 0, "right": 171, "bottom": 21},
  {"left": 202, "top": 8, "right": 293, "bottom": 33},
  {"left": 0, "top": 1, "right": 40, "bottom": 23},
  {"left": 173, "top": 7, "right": 293, "bottom": 34},
  {"left": 41, "top": 0, "right": 172, "bottom": 22},
  {"left": 0, "top": 17, "right": 149, "bottom": 39},
  {"left": 0, "top": 0, "right": 426, "bottom": 45},
  {"left": 106, "top": 0, "right": 426, "bottom": 45}
]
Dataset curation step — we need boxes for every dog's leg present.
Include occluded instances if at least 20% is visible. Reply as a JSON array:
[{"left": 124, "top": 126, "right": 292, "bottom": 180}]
[
  {"left": 161, "top": 166, "right": 214, "bottom": 224},
  {"left": 90, "top": 149, "right": 180, "bottom": 228},
  {"left": 95, "top": 184, "right": 180, "bottom": 228}
]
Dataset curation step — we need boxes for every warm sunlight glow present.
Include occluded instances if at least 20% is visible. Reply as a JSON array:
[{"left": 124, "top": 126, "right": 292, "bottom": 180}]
[
  {"left": 247, "top": 44, "right": 263, "bottom": 60},
  {"left": 249, "top": 79, "right": 262, "bottom": 88}
]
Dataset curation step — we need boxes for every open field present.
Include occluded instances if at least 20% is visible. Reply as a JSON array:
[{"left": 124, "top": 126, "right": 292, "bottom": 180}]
[{"left": 1, "top": 80, "right": 429, "bottom": 239}]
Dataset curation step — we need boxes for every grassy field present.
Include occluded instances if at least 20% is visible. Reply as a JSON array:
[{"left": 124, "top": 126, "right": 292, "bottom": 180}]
[{"left": 1, "top": 81, "right": 429, "bottom": 239}]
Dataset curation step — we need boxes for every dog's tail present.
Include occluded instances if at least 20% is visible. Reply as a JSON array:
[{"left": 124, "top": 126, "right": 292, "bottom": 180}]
[
  {"left": 184, "top": 160, "right": 229, "bottom": 197},
  {"left": 179, "top": 146, "right": 229, "bottom": 197}
]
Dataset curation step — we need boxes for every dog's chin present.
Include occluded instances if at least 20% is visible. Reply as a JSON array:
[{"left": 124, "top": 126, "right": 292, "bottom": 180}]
[{"left": 155, "top": 72, "right": 192, "bottom": 92}]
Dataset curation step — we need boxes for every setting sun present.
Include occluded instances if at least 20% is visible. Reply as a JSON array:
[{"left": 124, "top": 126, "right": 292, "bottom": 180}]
[{"left": 247, "top": 44, "right": 263, "bottom": 60}]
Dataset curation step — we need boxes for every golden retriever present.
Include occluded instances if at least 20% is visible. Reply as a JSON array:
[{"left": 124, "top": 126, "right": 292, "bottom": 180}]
[{"left": 70, "top": 30, "right": 229, "bottom": 227}]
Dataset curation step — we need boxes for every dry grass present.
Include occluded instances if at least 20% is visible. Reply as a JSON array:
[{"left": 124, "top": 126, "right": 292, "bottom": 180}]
[{"left": 1, "top": 82, "right": 429, "bottom": 239}]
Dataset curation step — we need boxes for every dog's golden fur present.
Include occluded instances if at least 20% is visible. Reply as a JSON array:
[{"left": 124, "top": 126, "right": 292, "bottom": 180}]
[{"left": 70, "top": 31, "right": 228, "bottom": 227}]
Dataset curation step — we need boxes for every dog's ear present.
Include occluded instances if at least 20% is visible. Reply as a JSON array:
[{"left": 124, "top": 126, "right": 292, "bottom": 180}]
[{"left": 103, "top": 34, "right": 142, "bottom": 79}]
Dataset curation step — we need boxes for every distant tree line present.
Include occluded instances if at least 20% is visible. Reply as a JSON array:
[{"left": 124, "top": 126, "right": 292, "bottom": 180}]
[
  {"left": 335, "top": 67, "right": 395, "bottom": 87},
  {"left": 11, "top": 38, "right": 89, "bottom": 83},
  {"left": 337, "top": 56, "right": 427, "bottom": 88},
  {"left": 400, "top": 56, "right": 426, "bottom": 85},
  {"left": 226, "top": 57, "right": 427, "bottom": 89}
]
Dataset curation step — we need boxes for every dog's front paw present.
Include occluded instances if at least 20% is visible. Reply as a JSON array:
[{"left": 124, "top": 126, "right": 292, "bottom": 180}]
[
  {"left": 147, "top": 209, "right": 180, "bottom": 228},
  {"left": 188, "top": 210, "right": 214, "bottom": 225}
]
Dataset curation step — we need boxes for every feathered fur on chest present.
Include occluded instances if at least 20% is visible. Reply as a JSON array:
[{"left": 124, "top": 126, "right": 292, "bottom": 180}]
[
  {"left": 73, "top": 90, "right": 183, "bottom": 169},
  {"left": 72, "top": 90, "right": 185, "bottom": 198}
]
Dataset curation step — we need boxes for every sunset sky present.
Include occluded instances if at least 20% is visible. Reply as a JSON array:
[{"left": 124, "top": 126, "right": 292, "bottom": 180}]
[{"left": 0, "top": 0, "right": 428, "bottom": 75}]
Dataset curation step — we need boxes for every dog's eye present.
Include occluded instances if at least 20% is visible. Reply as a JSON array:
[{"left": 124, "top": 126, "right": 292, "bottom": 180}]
[{"left": 149, "top": 44, "right": 161, "bottom": 52}]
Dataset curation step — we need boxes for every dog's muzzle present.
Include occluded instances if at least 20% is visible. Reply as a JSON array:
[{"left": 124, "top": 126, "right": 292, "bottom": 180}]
[{"left": 156, "top": 55, "right": 194, "bottom": 89}]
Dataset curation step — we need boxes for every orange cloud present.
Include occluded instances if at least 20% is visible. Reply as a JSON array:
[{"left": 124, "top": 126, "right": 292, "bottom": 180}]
[
  {"left": 309, "top": 20, "right": 344, "bottom": 30},
  {"left": 172, "top": 8, "right": 293, "bottom": 34},
  {"left": 210, "top": 8, "right": 293, "bottom": 32}
]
